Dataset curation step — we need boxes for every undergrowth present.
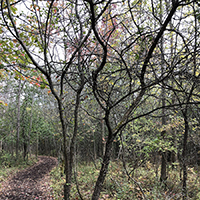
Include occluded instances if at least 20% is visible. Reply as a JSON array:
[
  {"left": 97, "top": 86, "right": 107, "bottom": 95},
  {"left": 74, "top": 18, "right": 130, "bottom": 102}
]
[
  {"left": 50, "top": 160, "right": 200, "bottom": 200},
  {"left": 0, "top": 151, "right": 37, "bottom": 183}
]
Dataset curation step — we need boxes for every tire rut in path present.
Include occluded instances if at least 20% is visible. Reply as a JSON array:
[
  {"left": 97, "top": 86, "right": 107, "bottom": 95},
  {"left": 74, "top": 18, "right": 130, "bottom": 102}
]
[{"left": 0, "top": 156, "right": 57, "bottom": 200}]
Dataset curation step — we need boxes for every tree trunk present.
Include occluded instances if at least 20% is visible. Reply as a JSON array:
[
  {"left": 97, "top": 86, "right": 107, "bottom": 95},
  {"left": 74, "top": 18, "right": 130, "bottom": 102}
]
[
  {"left": 36, "top": 132, "right": 38, "bottom": 159},
  {"left": 160, "top": 150, "right": 167, "bottom": 182},
  {"left": 27, "top": 99, "right": 34, "bottom": 160},
  {"left": 101, "top": 117, "right": 105, "bottom": 157},
  {"left": 0, "top": 140, "right": 2, "bottom": 152},
  {"left": 182, "top": 4, "right": 197, "bottom": 199},
  {"left": 93, "top": 131, "right": 97, "bottom": 160},
  {"left": 16, "top": 79, "right": 21, "bottom": 160},
  {"left": 92, "top": 139, "right": 113, "bottom": 200},
  {"left": 16, "top": 80, "right": 25, "bottom": 160},
  {"left": 159, "top": 0, "right": 167, "bottom": 183},
  {"left": 182, "top": 113, "right": 189, "bottom": 200},
  {"left": 64, "top": 151, "right": 72, "bottom": 200}
]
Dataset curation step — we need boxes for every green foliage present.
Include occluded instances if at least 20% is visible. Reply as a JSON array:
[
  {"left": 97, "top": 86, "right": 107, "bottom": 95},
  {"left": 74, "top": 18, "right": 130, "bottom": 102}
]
[
  {"left": 0, "top": 151, "right": 37, "bottom": 168},
  {"left": 49, "top": 167, "right": 65, "bottom": 199},
  {"left": 0, "top": 152, "right": 37, "bottom": 185},
  {"left": 49, "top": 161, "right": 200, "bottom": 199},
  {"left": 0, "top": 151, "right": 14, "bottom": 167}
]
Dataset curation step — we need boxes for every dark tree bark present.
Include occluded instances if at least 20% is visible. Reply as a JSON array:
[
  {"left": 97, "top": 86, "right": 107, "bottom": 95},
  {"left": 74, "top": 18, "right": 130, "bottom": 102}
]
[
  {"left": 91, "top": 2, "right": 180, "bottom": 199},
  {"left": 159, "top": 0, "right": 168, "bottom": 183},
  {"left": 182, "top": 112, "right": 189, "bottom": 200},
  {"left": 92, "top": 133, "right": 113, "bottom": 200}
]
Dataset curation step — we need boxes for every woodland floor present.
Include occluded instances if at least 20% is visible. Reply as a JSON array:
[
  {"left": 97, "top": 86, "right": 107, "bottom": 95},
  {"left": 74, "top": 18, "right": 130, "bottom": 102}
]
[{"left": 0, "top": 156, "right": 57, "bottom": 200}]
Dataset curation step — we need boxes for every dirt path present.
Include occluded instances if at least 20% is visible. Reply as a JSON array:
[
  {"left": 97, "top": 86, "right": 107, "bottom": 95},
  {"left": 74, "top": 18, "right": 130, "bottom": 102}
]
[{"left": 0, "top": 156, "right": 57, "bottom": 200}]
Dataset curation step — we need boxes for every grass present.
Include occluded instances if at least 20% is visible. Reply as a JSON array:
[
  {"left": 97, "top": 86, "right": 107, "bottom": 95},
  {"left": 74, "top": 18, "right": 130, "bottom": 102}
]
[
  {"left": 49, "top": 160, "right": 200, "bottom": 200},
  {"left": 0, "top": 152, "right": 38, "bottom": 184},
  {"left": 1, "top": 153, "right": 199, "bottom": 199}
]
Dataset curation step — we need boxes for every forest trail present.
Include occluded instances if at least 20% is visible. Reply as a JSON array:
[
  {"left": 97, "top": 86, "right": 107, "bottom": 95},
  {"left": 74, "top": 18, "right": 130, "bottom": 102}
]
[{"left": 0, "top": 156, "right": 57, "bottom": 200}]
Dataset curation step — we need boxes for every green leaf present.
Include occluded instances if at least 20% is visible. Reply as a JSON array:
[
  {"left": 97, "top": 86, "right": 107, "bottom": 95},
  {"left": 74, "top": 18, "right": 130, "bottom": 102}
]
[{"left": 40, "top": 84, "right": 46, "bottom": 89}]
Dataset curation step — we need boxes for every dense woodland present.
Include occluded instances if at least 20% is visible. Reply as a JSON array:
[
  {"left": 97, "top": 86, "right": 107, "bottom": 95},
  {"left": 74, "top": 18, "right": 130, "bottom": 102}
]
[{"left": 0, "top": 0, "right": 200, "bottom": 199}]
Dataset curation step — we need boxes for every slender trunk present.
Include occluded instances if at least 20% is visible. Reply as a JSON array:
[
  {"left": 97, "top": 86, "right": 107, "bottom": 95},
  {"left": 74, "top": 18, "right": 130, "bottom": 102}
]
[
  {"left": 92, "top": 139, "right": 113, "bottom": 200},
  {"left": 160, "top": 85, "right": 167, "bottom": 183},
  {"left": 63, "top": 14, "right": 86, "bottom": 197},
  {"left": 27, "top": 99, "right": 34, "bottom": 159},
  {"left": 101, "top": 118, "right": 105, "bottom": 157},
  {"left": 93, "top": 131, "right": 96, "bottom": 160},
  {"left": 182, "top": 4, "right": 197, "bottom": 199},
  {"left": 100, "top": 106, "right": 105, "bottom": 157},
  {"left": 22, "top": 123, "right": 27, "bottom": 161},
  {"left": 16, "top": 80, "right": 25, "bottom": 160},
  {"left": 64, "top": 152, "right": 72, "bottom": 200},
  {"left": 21, "top": 99, "right": 28, "bottom": 161},
  {"left": 160, "top": 78, "right": 167, "bottom": 183},
  {"left": 63, "top": 91, "right": 83, "bottom": 200},
  {"left": 0, "top": 140, "right": 2, "bottom": 152},
  {"left": 155, "top": 152, "right": 159, "bottom": 178},
  {"left": 16, "top": 80, "right": 21, "bottom": 160},
  {"left": 36, "top": 132, "right": 38, "bottom": 159},
  {"left": 57, "top": 100, "right": 68, "bottom": 200},
  {"left": 182, "top": 114, "right": 189, "bottom": 200},
  {"left": 160, "top": 148, "right": 167, "bottom": 182},
  {"left": 159, "top": 0, "right": 168, "bottom": 183},
  {"left": 23, "top": 138, "right": 27, "bottom": 161}
]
